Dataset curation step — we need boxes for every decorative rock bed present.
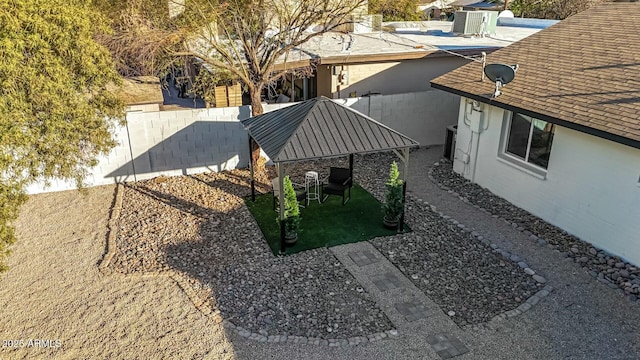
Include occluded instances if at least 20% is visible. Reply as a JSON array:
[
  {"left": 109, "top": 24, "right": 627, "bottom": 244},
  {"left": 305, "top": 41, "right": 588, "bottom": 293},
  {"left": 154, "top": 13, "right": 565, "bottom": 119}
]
[
  {"left": 104, "top": 151, "right": 563, "bottom": 344},
  {"left": 429, "top": 159, "right": 640, "bottom": 303},
  {"left": 355, "top": 152, "right": 551, "bottom": 327},
  {"left": 107, "top": 170, "right": 394, "bottom": 342}
]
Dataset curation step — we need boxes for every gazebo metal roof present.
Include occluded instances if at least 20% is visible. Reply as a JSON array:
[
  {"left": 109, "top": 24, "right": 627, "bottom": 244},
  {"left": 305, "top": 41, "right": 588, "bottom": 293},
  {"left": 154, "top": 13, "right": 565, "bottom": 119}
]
[
  {"left": 242, "top": 96, "right": 419, "bottom": 254},
  {"left": 240, "top": 96, "right": 419, "bottom": 163}
]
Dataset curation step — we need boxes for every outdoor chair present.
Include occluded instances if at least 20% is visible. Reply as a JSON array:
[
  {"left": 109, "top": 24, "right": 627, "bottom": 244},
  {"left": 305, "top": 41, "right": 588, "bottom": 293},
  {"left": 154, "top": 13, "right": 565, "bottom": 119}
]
[
  {"left": 272, "top": 177, "right": 307, "bottom": 210},
  {"left": 321, "top": 167, "right": 352, "bottom": 205}
]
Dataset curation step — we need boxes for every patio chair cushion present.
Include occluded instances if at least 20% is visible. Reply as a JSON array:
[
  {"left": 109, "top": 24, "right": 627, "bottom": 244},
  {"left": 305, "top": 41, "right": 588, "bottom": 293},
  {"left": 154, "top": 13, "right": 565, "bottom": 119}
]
[{"left": 321, "top": 167, "right": 352, "bottom": 205}]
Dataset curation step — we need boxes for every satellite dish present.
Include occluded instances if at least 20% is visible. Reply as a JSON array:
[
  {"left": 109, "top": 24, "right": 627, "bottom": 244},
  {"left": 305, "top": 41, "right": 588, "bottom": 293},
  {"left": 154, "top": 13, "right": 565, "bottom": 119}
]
[{"left": 484, "top": 63, "right": 518, "bottom": 97}]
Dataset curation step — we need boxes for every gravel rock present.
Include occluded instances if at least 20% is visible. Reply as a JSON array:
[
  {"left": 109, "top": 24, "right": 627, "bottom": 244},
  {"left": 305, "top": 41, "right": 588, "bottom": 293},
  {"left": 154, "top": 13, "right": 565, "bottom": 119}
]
[
  {"left": 429, "top": 160, "right": 640, "bottom": 298},
  {"left": 358, "top": 152, "right": 540, "bottom": 326},
  {"left": 112, "top": 169, "right": 393, "bottom": 339}
]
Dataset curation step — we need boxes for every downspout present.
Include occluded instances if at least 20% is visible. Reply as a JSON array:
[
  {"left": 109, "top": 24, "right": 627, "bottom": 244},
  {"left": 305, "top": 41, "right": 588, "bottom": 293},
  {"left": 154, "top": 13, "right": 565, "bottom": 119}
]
[
  {"left": 468, "top": 100, "right": 486, "bottom": 183},
  {"left": 471, "top": 132, "right": 480, "bottom": 183}
]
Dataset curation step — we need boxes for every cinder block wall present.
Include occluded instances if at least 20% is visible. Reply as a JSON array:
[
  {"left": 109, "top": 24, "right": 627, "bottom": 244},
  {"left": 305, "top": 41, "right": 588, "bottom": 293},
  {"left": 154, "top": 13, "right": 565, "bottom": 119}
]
[
  {"left": 26, "top": 103, "right": 292, "bottom": 194},
  {"left": 27, "top": 92, "right": 457, "bottom": 194},
  {"left": 334, "top": 90, "right": 459, "bottom": 146}
]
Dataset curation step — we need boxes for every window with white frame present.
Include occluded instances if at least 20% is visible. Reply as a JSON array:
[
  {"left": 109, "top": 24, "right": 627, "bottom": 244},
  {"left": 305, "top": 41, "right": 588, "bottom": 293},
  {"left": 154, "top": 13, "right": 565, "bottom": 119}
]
[{"left": 503, "top": 113, "right": 555, "bottom": 170}]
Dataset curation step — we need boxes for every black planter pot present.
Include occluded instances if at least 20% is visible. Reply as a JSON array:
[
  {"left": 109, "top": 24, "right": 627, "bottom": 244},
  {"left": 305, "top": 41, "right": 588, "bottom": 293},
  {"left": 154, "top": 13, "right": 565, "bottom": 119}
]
[
  {"left": 383, "top": 216, "right": 399, "bottom": 230},
  {"left": 284, "top": 232, "right": 298, "bottom": 245}
]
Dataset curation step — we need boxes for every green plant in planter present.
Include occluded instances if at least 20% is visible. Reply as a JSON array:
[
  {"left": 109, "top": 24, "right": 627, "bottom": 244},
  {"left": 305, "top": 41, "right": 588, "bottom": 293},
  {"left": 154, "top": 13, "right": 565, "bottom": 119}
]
[
  {"left": 382, "top": 161, "right": 404, "bottom": 228},
  {"left": 279, "top": 176, "right": 302, "bottom": 243}
]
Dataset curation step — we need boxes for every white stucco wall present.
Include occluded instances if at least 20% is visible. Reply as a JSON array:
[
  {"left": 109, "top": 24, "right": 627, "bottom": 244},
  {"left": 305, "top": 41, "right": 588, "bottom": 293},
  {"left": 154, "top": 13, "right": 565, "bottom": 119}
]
[{"left": 452, "top": 98, "right": 640, "bottom": 266}]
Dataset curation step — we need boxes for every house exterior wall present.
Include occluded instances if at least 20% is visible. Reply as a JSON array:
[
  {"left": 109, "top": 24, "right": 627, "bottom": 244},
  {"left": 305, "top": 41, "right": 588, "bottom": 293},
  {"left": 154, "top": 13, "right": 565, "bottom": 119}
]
[
  {"left": 452, "top": 98, "right": 640, "bottom": 266},
  {"left": 320, "top": 57, "right": 469, "bottom": 98}
]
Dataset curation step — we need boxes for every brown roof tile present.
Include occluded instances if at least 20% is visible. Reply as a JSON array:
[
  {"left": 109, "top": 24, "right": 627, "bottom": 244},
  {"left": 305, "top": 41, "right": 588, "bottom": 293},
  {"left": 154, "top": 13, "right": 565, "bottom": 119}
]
[{"left": 431, "top": 2, "right": 640, "bottom": 149}]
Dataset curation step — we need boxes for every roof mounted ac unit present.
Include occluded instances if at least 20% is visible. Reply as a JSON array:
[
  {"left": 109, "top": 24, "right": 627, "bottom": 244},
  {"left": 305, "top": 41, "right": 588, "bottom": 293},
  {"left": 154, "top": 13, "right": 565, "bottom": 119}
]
[{"left": 452, "top": 11, "right": 498, "bottom": 35}]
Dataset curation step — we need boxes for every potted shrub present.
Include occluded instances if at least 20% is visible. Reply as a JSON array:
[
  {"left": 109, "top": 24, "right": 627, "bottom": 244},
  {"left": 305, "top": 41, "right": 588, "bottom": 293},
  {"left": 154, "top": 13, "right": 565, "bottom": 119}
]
[
  {"left": 382, "top": 161, "right": 404, "bottom": 229},
  {"left": 279, "top": 176, "right": 301, "bottom": 245}
]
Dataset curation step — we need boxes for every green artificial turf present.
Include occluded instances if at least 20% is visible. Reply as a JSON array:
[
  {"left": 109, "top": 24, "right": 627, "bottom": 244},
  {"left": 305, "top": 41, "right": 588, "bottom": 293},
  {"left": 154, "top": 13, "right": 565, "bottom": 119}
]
[{"left": 244, "top": 183, "right": 410, "bottom": 255}]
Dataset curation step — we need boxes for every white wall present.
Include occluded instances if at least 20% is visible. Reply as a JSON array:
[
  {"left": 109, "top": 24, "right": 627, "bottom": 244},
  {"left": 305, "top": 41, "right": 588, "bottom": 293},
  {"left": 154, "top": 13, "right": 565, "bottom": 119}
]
[
  {"left": 335, "top": 91, "right": 459, "bottom": 146},
  {"left": 25, "top": 103, "right": 293, "bottom": 194},
  {"left": 453, "top": 98, "right": 640, "bottom": 266},
  {"left": 27, "top": 91, "right": 459, "bottom": 194}
]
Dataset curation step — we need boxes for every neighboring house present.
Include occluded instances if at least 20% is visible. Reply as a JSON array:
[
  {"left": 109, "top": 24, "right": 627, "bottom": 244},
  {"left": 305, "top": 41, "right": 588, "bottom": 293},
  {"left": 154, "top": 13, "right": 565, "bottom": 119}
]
[
  {"left": 281, "top": 19, "right": 548, "bottom": 100},
  {"left": 430, "top": 2, "right": 640, "bottom": 265},
  {"left": 417, "top": 0, "right": 457, "bottom": 18}
]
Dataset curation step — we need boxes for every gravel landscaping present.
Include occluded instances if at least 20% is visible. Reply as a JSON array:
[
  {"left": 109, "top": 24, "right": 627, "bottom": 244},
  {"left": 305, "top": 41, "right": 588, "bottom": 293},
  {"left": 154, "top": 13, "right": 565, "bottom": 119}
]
[
  {"left": 430, "top": 160, "right": 640, "bottom": 302},
  {"left": 111, "top": 168, "right": 393, "bottom": 339},
  {"left": 354, "top": 152, "right": 543, "bottom": 326},
  {"left": 109, "top": 151, "right": 558, "bottom": 336}
]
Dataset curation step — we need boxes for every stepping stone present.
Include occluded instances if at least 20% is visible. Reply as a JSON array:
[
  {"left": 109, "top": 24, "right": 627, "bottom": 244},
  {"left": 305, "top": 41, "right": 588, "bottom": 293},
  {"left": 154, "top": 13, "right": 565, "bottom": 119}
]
[
  {"left": 394, "top": 301, "right": 434, "bottom": 321},
  {"left": 348, "top": 251, "right": 380, "bottom": 266},
  {"left": 371, "top": 273, "right": 402, "bottom": 291},
  {"left": 426, "top": 333, "right": 470, "bottom": 359}
]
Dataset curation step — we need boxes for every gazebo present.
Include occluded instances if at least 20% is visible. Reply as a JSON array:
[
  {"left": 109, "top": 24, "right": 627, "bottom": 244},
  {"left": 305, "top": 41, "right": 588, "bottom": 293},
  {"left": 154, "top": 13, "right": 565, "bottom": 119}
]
[{"left": 241, "top": 96, "right": 419, "bottom": 253}]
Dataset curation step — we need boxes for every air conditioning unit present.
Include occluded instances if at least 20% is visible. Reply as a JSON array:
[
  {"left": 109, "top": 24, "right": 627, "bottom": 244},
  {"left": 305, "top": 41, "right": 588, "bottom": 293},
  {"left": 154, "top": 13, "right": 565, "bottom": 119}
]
[
  {"left": 340, "top": 14, "right": 383, "bottom": 34},
  {"left": 452, "top": 11, "right": 498, "bottom": 35}
]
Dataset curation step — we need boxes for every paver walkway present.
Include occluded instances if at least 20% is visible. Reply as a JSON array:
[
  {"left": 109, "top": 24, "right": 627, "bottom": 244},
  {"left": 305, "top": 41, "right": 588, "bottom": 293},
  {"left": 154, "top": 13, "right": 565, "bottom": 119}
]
[{"left": 332, "top": 242, "right": 467, "bottom": 357}]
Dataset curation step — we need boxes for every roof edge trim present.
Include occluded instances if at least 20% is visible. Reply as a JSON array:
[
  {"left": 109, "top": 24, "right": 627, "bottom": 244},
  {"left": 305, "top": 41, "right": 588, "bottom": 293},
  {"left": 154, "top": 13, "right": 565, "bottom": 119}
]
[{"left": 430, "top": 82, "right": 640, "bottom": 150}]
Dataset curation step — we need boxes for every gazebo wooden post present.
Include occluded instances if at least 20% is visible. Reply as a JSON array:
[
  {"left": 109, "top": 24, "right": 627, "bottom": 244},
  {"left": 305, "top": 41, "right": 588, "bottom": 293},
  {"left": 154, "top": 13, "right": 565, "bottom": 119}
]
[
  {"left": 349, "top": 154, "right": 354, "bottom": 180},
  {"left": 401, "top": 147, "right": 410, "bottom": 232},
  {"left": 248, "top": 136, "right": 256, "bottom": 202},
  {"left": 277, "top": 163, "right": 286, "bottom": 254}
]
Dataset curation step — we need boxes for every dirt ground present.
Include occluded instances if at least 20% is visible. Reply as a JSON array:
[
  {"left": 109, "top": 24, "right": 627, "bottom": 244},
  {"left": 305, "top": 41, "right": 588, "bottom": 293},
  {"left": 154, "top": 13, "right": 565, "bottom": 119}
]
[{"left": 0, "top": 185, "right": 234, "bottom": 360}]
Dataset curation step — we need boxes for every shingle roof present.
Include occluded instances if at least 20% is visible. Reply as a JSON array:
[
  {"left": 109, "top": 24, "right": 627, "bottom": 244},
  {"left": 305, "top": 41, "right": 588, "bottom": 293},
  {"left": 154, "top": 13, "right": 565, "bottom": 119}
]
[
  {"left": 241, "top": 97, "right": 419, "bottom": 163},
  {"left": 430, "top": 2, "right": 640, "bottom": 149}
]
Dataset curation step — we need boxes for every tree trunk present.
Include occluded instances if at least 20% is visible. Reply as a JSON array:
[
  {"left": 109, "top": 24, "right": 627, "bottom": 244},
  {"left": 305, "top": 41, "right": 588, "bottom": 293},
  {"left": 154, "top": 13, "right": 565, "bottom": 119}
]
[
  {"left": 249, "top": 85, "right": 266, "bottom": 177},
  {"left": 250, "top": 87, "right": 264, "bottom": 116}
]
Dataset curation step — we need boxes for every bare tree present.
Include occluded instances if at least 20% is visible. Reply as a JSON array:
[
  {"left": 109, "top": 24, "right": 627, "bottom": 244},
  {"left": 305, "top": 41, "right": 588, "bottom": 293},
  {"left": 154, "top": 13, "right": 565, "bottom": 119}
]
[
  {"left": 549, "top": 0, "right": 609, "bottom": 19},
  {"left": 509, "top": 0, "right": 610, "bottom": 19},
  {"left": 99, "top": 0, "right": 367, "bottom": 171},
  {"left": 100, "top": 0, "right": 367, "bottom": 115}
]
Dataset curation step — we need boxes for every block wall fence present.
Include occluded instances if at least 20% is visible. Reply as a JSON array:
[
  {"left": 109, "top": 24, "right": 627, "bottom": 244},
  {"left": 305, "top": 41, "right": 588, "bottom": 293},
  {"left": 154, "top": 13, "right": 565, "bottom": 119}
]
[{"left": 27, "top": 90, "right": 458, "bottom": 194}]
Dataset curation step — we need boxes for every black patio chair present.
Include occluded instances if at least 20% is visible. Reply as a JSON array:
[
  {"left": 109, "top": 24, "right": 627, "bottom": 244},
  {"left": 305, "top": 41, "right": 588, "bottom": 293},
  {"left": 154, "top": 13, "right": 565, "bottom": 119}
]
[
  {"left": 321, "top": 167, "right": 352, "bottom": 205},
  {"left": 272, "top": 177, "right": 307, "bottom": 210}
]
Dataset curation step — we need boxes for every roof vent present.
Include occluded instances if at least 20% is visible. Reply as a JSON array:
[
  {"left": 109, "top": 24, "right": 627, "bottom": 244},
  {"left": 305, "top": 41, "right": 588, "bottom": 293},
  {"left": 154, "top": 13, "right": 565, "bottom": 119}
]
[{"left": 452, "top": 11, "right": 498, "bottom": 35}]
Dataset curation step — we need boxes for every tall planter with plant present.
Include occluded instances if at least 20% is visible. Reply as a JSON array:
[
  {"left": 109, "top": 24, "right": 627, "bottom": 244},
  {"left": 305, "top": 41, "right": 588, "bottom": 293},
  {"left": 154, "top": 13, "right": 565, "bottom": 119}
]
[
  {"left": 382, "top": 162, "right": 404, "bottom": 229},
  {"left": 279, "top": 176, "right": 302, "bottom": 245}
]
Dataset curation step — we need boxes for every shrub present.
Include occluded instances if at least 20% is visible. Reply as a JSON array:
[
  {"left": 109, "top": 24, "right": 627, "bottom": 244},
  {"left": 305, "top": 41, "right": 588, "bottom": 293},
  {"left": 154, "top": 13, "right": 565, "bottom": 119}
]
[{"left": 382, "top": 161, "right": 404, "bottom": 221}]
